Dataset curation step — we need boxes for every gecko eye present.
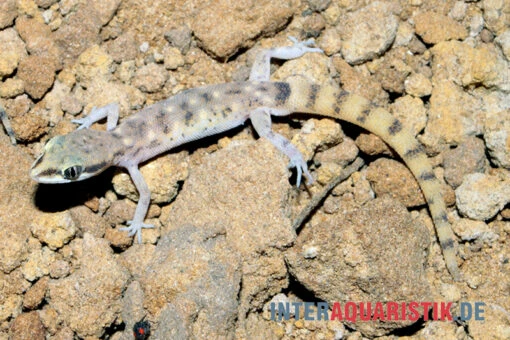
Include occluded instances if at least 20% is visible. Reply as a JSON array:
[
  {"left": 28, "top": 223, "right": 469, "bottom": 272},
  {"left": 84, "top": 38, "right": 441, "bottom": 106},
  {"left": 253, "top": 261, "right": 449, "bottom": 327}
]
[{"left": 63, "top": 166, "right": 83, "bottom": 180}]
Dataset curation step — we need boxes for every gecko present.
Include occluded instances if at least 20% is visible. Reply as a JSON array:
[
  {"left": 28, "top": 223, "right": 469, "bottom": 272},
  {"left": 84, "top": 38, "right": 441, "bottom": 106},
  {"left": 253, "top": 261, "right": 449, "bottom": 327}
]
[{"left": 24, "top": 37, "right": 461, "bottom": 281}]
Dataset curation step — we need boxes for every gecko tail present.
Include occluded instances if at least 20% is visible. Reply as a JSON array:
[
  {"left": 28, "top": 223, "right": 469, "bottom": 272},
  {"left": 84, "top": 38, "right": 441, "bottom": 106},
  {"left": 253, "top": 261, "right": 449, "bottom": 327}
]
[{"left": 286, "top": 78, "right": 462, "bottom": 281}]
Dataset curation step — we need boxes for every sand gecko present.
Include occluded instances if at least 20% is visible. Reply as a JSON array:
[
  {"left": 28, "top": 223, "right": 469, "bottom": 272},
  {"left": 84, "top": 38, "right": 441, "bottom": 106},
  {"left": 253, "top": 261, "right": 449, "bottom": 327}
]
[{"left": 25, "top": 38, "right": 461, "bottom": 280}]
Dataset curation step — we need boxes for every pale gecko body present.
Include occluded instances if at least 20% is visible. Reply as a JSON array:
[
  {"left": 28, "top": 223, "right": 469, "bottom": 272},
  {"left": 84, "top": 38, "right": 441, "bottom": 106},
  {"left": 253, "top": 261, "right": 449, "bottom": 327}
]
[{"left": 26, "top": 39, "right": 461, "bottom": 280}]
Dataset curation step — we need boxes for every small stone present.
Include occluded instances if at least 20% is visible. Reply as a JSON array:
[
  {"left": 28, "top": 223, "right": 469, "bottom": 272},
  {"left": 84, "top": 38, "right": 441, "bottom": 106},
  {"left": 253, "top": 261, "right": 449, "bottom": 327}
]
[
  {"left": 15, "top": 16, "right": 60, "bottom": 63},
  {"left": 75, "top": 45, "right": 114, "bottom": 87},
  {"left": 105, "top": 31, "right": 138, "bottom": 62},
  {"left": 422, "top": 81, "right": 480, "bottom": 146},
  {"left": 192, "top": 0, "right": 294, "bottom": 58},
  {"left": 10, "top": 113, "right": 48, "bottom": 143},
  {"left": 38, "top": 307, "right": 59, "bottom": 336},
  {"left": 449, "top": 1, "right": 467, "bottom": 21},
  {"left": 23, "top": 276, "right": 49, "bottom": 310},
  {"left": 103, "top": 199, "right": 136, "bottom": 225},
  {"left": 17, "top": 55, "right": 57, "bottom": 99},
  {"left": 394, "top": 21, "right": 414, "bottom": 47},
  {"left": 452, "top": 219, "right": 498, "bottom": 243},
  {"left": 0, "top": 78, "right": 25, "bottom": 98},
  {"left": 355, "top": 133, "right": 392, "bottom": 156},
  {"left": 89, "top": 0, "right": 122, "bottom": 26},
  {"left": 48, "top": 234, "right": 130, "bottom": 337},
  {"left": 164, "top": 26, "right": 192, "bottom": 54},
  {"left": 414, "top": 11, "right": 468, "bottom": 44},
  {"left": 69, "top": 205, "right": 109, "bottom": 239},
  {"left": 456, "top": 173, "right": 510, "bottom": 221},
  {"left": 104, "top": 225, "right": 134, "bottom": 248},
  {"left": 366, "top": 158, "right": 426, "bottom": 207},
  {"left": 53, "top": 4, "right": 103, "bottom": 66},
  {"left": 318, "top": 28, "right": 342, "bottom": 56},
  {"left": 416, "top": 321, "right": 459, "bottom": 339},
  {"left": 131, "top": 63, "right": 168, "bottom": 93},
  {"left": 431, "top": 40, "right": 509, "bottom": 91},
  {"left": 404, "top": 73, "right": 432, "bottom": 97},
  {"left": 49, "top": 260, "right": 71, "bottom": 279},
  {"left": 484, "top": 114, "right": 510, "bottom": 169},
  {"left": 443, "top": 137, "right": 488, "bottom": 188},
  {"left": 0, "top": 0, "right": 17, "bottom": 29},
  {"left": 9, "top": 311, "right": 45, "bottom": 340},
  {"left": 21, "top": 246, "right": 55, "bottom": 281},
  {"left": 139, "top": 41, "right": 149, "bottom": 53},
  {"left": 303, "top": 12, "right": 326, "bottom": 38},
  {"left": 291, "top": 118, "right": 344, "bottom": 162},
  {"left": 0, "top": 28, "right": 27, "bottom": 77},
  {"left": 30, "top": 211, "right": 77, "bottom": 250},
  {"left": 339, "top": 2, "right": 398, "bottom": 64},
  {"left": 42, "top": 9, "right": 53, "bottom": 24},
  {"left": 163, "top": 47, "right": 185, "bottom": 70}
]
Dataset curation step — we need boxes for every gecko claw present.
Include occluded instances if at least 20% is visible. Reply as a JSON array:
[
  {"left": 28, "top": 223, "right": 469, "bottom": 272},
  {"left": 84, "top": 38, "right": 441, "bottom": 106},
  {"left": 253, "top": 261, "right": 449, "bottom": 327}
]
[
  {"left": 288, "top": 36, "right": 323, "bottom": 54},
  {"left": 289, "top": 156, "right": 314, "bottom": 187},
  {"left": 120, "top": 221, "right": 154, "bottom": 243}
]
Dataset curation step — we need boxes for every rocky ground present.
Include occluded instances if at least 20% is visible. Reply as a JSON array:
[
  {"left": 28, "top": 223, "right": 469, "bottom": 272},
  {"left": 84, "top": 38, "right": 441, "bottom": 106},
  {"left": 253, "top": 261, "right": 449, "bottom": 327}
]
[{"left": 0, "top": 0, "right": 509, "bottom": 339}]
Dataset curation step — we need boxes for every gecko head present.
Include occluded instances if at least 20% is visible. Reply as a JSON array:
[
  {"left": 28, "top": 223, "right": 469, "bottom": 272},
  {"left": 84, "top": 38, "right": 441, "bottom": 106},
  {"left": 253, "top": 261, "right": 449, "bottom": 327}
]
[{"left": 30, "top": 129, "right": 116, "bottom": 184}]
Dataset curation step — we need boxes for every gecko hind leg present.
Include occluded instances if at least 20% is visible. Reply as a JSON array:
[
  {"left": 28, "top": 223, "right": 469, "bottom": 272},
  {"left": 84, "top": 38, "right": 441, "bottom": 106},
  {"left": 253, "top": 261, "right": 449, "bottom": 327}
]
[
  {"left": 250, "top": 108, "right": 313, "bottom": 187},
  {"left": 249, "top": 36, "right": 323, "bottom": 82}
]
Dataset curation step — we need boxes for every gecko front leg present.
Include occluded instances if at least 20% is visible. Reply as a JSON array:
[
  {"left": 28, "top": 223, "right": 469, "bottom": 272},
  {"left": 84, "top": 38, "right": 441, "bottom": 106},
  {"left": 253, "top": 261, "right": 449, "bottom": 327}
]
[
  {"left": 250, "top": 37, "right": 323, "bottom": 81},
  {"left": 118, "top": 165, "right": 154, "bottom": 243},
  {"left": 72, "top": 103, "right": 120, "bottom": 131}
]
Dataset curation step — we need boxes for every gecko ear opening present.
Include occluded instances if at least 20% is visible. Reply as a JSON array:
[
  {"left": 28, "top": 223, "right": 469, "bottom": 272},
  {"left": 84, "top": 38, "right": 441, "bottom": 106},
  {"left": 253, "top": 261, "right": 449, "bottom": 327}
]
[{"left": 63, "top": 165, "right": 83, "bottom": 180}]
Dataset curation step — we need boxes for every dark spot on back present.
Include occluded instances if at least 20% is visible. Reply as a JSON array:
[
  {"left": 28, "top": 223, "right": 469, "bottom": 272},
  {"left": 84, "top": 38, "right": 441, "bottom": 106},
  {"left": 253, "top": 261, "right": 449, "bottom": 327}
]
[
  {"left": 388, "top": 119, "right": 403, "bottom": 135},
  {"left": 180, "top": 101, "right": 189, "bottom": 112},
  {"left": 226, "top": 88, "right": 242, "bottom": 96},
  {"left": 403, "top": 144, "right": 424, "bottom": 159},
  {"left": 441, "top": 238, "right": 455, "bottom": 249},
  {"left": 274, "top": 82, "right": 291, "bottom": 105},
  {"left": 419, "top": 171, "right": 436, "bottom": 181},
  {"left": 357, "top": 109, "right": 370, "bottom": 123},
  {"left": 201, "top": 92, "right": 212, "bottom": 102},
  {"left": 184, "top": 111, "right": 193, "bottom": 125},
  {"left": 306, "top": 84, "right": 320, "bottom": 109}
]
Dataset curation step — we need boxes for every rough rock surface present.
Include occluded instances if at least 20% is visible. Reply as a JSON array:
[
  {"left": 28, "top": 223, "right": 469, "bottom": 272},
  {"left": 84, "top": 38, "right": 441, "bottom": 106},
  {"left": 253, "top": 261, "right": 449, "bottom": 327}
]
[{"left": 1, "top": 0, "right": 509, "bottom": 338}]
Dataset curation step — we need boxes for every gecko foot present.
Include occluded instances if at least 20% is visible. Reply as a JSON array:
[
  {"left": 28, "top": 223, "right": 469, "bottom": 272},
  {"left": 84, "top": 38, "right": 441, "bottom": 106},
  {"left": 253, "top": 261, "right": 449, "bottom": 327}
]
[
  {"left": 72, "top": 107, "right": 100, "bottom": 130},
  {"left": 120, "top": 221, "right": 155, "bottom": 244},
  {"left": 288, "top": 36, "right": 324, "bottom": 54},
  {"left": 288, "top": 153, "right": 314, "bottom": 187}
]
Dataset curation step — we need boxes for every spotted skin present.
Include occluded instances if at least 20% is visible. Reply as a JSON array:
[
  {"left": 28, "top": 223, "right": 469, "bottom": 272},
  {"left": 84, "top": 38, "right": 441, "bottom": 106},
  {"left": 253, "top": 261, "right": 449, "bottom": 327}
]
[{"left": 28, "top": 39, "right": 461, "bottom": 280}]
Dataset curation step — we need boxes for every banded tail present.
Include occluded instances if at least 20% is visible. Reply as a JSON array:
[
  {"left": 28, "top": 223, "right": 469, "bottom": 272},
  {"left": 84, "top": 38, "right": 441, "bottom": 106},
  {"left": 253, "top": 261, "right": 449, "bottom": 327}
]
[{"left": 285, "top": 79, "right": 461, "bottom": 281}]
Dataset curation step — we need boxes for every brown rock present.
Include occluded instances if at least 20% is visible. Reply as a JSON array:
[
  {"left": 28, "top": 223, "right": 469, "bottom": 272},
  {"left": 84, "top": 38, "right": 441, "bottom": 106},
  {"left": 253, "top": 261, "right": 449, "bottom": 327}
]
[
  {"left": 414, "top": 11, "right": 468, "bottom": 44},
  {"left": 15, "top": 16, "right": 61, "bottom": 65},
  {"left": 48, "top": 234, "right": 129, "bottom": 337},
  {"left": 443, "top": 136, "right": 488, "bottom": 188},
  {"left": 53, "top": 5, "right": 103, "bottom": 66},
  {"left": 9, "top": 311, "right": 45, "bottom": 340},
  {"left": 17, "top": 55, "right": 57, "bottom": 99},
  {"left": 192, "top": 0, "right": 294, "bottom": 58},
  {"left": 286, "top": 197, "right": 431, "bottom": 337},
  {"left": 338, "top": 2, "right": 398, "bottom": 64},
  {"left": 140, "top": 225, "right": 241, "bottom": 338},
  {"left": 366, "top": 158, "right": 426, "bottom": 207},
  {"left": 23, "top": 276, "right": 49, "bottom": 310},
  {"left": 0, "top": 0, "right": 17, "bottom": 29}
]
